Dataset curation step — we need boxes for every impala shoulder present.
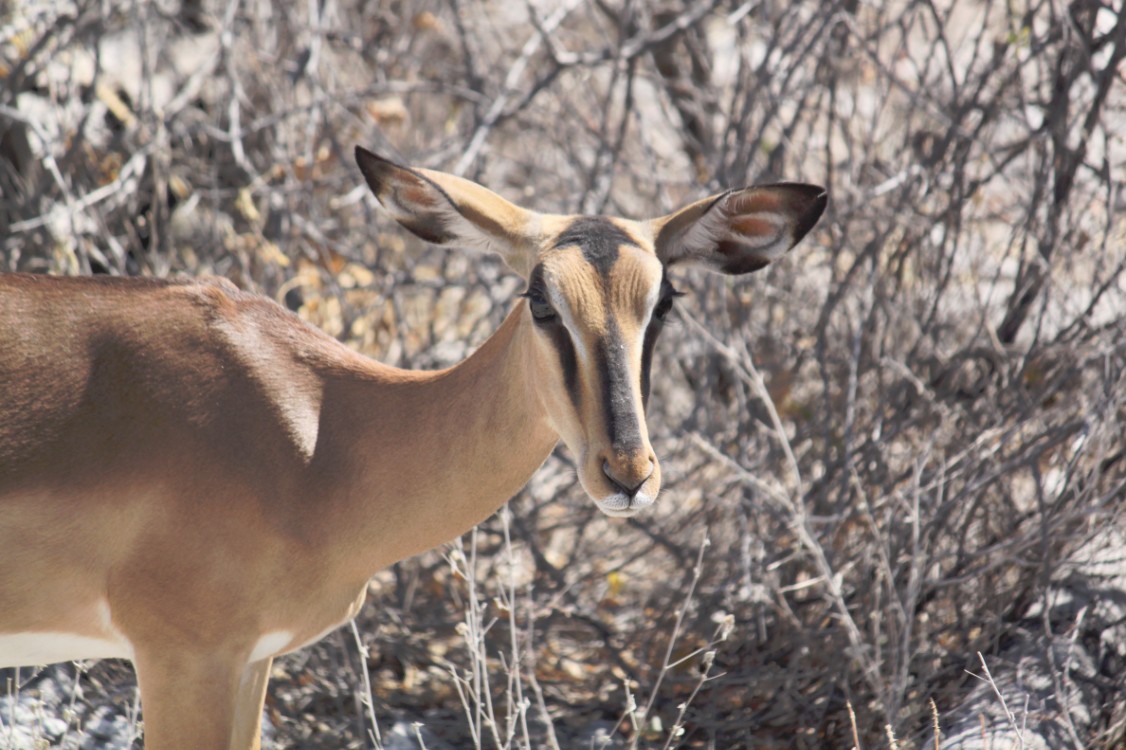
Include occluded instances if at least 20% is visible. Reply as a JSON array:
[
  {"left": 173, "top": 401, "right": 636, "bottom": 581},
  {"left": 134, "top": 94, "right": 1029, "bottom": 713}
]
[{"left": 174, "top": 279, "right": 335, "bottom": 464}]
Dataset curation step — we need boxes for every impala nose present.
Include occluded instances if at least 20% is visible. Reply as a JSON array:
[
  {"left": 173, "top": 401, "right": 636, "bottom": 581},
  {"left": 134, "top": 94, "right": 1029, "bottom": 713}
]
[{"left": 601, "top": 453, "right": 655, "bottom": 497}]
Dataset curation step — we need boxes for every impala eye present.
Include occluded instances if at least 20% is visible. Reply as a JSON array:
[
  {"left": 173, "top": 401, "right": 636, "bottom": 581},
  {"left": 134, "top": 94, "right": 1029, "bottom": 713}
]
[
  {"left": 653, "top": 281, "right": 683, "bottom": 324},
  {"left": 522, "top": 289, "right": 557, "bottom": 323}
]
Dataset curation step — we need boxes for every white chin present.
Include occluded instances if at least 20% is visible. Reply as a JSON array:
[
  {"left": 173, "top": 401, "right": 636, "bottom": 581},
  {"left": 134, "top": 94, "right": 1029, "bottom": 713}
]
[{"left": 595, "top": 492, "right": 655, "bottom": 518}]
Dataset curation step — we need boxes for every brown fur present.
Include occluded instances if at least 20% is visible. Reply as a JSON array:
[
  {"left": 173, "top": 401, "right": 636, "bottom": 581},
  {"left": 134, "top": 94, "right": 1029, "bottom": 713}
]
[{"left": 0, "top": 149, "right": 825, "bottom": 748}]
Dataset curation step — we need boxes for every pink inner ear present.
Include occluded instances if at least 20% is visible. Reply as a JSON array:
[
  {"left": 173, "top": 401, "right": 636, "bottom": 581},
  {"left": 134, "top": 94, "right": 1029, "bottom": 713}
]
[
  {"left": 729, "top": 191, "right": 781, "bottom": 213},
  {"left": 400, "top": 181, "right": 438, "bottom": 209},
  {"left": 731, "top": 216, "right": 777, "bottom": 238}
]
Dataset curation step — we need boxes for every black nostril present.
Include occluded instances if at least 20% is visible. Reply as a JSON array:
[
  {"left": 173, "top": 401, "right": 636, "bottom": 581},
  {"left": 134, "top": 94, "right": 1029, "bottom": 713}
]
[
  {"left": 601, "top": 460, "right": 630, "bottom": 494},
  {"left": 602, "top": 459, "right": 652, "bottom": 497}
]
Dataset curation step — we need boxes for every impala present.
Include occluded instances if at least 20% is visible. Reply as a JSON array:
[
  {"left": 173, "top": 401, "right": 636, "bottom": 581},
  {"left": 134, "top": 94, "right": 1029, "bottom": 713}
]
[{"left": 0, "top": 147, "right": 825, "bottom": 748}]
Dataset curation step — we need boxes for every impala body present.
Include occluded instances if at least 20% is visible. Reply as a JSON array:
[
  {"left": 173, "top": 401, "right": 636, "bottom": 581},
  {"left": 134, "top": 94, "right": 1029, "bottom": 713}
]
[{"left": 0, "top": 147, "right": 825, "bottom": 748}]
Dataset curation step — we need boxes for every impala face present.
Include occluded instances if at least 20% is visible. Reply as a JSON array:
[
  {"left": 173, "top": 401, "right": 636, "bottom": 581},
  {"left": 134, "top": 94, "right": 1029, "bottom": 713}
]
[
  {"left": 526, "top": 218, "right": 668, "bottom": 516},
  {"left": 355, "top": 147, "right": 827, "bottom": 517}
]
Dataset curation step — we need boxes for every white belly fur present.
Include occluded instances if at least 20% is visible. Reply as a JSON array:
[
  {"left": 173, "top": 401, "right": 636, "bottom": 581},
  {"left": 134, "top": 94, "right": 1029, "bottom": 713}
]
[
  {"left": 1, "top": 629, "right": 307, "bottom": 668},
  {"left": 0, "top": 632, "right": 132, "bottom": 667},
  {"left": 0, "top": 599, "right": 133, "bottom": 668},
  {"left": 1, "top": 606, "right": 347, "bottom": 668}
]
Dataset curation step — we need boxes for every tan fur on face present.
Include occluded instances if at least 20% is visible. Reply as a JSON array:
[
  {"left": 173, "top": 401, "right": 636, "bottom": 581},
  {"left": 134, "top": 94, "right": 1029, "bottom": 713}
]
[
  {"left": 529, "top": 231, "right": 664, "bottom": 504},
  {"left": 541, "top": 250, "right": 609, "bottom": 338}
]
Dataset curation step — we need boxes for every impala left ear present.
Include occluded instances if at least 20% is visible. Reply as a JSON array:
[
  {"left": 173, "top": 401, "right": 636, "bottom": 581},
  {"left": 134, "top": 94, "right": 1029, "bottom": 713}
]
[
  {"left": 355, "top": 146, "right": 542, "bottom": 276},
  {"left": 651, "top": 183, "right": 827, "bottom": 274}
]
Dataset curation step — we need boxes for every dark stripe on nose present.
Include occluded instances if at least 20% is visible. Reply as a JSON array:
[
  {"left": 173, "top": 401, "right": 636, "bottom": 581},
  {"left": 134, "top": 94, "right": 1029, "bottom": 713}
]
[{"left": 597, "top": 322, "right": 643, "bottom": 452}]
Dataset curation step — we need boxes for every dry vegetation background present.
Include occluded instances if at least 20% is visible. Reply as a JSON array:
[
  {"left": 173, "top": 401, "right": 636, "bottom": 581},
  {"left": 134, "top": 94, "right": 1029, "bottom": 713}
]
[{"left": 2, "top": 0, "right": 1126, "bottom": 748}]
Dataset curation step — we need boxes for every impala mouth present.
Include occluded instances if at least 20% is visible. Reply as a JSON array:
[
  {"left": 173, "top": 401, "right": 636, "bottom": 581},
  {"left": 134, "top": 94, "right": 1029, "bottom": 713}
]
[{"left": 594, "top": 491, "right": 655, "bottom": 518}]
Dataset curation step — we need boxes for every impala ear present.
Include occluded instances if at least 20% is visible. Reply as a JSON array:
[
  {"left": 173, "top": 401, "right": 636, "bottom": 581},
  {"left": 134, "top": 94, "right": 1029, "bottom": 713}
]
[
  {"left": 651, "top": 183, "right": 827, "bottom": 275},
  {"left": 355, "top": 146, "right": 541, "bottom": 275}
]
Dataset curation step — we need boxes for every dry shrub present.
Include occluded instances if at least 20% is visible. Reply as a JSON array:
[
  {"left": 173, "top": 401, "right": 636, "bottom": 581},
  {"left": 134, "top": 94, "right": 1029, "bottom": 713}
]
[{"left": 2, "top": 0, "right": 1124, "bottom": 747}]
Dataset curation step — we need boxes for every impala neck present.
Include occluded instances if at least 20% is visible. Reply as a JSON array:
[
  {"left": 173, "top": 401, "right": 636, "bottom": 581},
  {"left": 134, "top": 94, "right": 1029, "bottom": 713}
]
[{"left": 314, "top": 305, "right": 559, "bottom": 578}]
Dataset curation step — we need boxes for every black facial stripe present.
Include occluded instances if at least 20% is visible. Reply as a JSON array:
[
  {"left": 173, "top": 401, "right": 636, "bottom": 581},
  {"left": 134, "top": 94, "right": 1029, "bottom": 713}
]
[
  {"left": 598, "top": 321, "right": 644, "bottom": 453},
  {"left": 526, "top": 266, "right": 579, "bottom": 407},
  {"left": 546, "top": 323, "right": 580, "bottom": 409},
  {"left": 640, "top": 322, "right": 660, "bottom": 409},
  {"left": 640, "top": 271, "right": 675, "bottom": 408},
  {"left": 553, "top": 217, "right": 639, "bottom": 277}
]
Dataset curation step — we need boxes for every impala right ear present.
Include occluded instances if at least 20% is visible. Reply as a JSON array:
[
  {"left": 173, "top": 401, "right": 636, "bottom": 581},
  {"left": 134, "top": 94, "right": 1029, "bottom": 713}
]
[
  {"left": 651, "top": 183, "right": 827, "bottom": 275},
  {"left": 355, "top": 146, "right": 541, "bottom": 275}
]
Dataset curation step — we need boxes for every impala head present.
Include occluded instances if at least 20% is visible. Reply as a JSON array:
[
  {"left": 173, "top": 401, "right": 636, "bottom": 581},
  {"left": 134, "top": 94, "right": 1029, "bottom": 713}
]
[{"left": 355, "top": 146, "right": 826, "bottom": 517}]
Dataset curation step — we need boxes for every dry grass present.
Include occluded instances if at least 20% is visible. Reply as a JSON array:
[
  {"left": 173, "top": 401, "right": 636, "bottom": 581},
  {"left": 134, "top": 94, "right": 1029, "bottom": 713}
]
[{"left": 2, "top": 0, "right": 1125, "bottom": 747}]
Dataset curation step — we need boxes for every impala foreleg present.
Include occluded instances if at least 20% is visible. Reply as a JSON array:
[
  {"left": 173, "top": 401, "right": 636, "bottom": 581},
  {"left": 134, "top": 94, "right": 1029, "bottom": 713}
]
[{"left": 132, "top": 646, "right": 262, "bottom": 750}]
